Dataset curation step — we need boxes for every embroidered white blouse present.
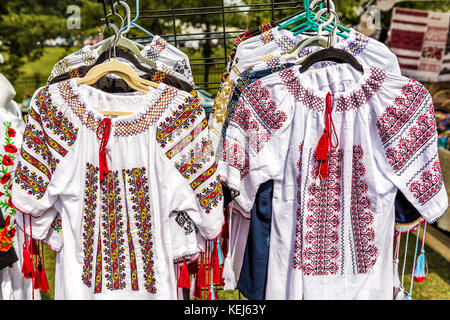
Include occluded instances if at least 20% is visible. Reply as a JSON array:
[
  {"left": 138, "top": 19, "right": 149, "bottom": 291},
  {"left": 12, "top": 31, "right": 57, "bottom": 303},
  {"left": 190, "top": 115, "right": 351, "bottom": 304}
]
[
  {"left": 11, "top": 80, "right": 224, "bottom": 299},
  {"left": 210, "top": 27, "right": 404, "bottom": 283},
  {"left": 44, "top": 36, "right": 201, "bottom": 262},
  {"left": 218, "top": 63, "right": 447, "bottom": 299}
]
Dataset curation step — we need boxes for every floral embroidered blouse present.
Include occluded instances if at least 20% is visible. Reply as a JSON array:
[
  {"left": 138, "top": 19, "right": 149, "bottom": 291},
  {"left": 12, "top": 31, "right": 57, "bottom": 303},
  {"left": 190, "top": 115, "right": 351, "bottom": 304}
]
[
  {"left": 218, "top": 63, "right": 447, "bottom": 299},
  {"left": 11, "top": 79, "right": 224, "bottom": 299}
]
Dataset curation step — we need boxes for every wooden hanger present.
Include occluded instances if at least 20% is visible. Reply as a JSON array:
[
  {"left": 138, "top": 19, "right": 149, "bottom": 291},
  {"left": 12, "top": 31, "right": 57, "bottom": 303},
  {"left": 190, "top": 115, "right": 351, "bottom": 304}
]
[{"left": 77, "top": 25, "right": 160, "bottom": 116}]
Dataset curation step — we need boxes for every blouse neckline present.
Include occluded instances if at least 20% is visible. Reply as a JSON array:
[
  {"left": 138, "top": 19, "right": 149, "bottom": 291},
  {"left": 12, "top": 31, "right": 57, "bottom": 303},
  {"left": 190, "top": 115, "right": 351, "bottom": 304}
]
[
  {"left": 280, "top": 63, "right": 387, "bottom": 112},
  {"left": 54, "top": 79, "right": 186, "bottom": 137}
]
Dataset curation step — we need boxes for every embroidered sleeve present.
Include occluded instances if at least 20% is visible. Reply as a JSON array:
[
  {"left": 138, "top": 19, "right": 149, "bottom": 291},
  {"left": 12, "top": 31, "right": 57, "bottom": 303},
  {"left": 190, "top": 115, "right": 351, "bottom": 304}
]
[
  {"left": 156, "top": 95, "right": 224, "bottom": 240},
  {"left": 218, "top": 79, "right": 291, "bottom": 212},
  {"left": 11, "top": 86, "right": 78, "bottom": 217},
  {"left": 374, "top": 80, "right": 448, "bottom": 223}
]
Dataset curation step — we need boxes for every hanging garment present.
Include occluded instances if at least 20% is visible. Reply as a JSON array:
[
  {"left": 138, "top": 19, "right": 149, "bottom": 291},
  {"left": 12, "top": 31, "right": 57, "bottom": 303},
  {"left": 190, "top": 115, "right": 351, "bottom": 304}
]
[
  {"left": 42, "top": 41, "right": 204, "bottom": 267},
  {"left": 214, "top": 27, "right": 415, "bottom": 294},
  {"left": 219, "top": 63, "right": 447, "bottom": 300},
  {"left": 0, "top": 74, "right": 41, "bottom": 300},
  {"left": 48, "top": 35, "right": 195, "bottom": 87},
  {"left": 11, "top": 80, "right": 224, "bottom": 299}
]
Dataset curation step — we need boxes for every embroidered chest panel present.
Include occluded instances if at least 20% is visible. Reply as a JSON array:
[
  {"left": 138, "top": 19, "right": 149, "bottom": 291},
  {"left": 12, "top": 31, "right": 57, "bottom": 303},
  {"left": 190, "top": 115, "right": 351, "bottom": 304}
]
[
  {"left": 81, "top": 164, "right": 156, "bottom": 294},
  {"left": 293, "top": 144, "right": 378, "bottom": 276}
]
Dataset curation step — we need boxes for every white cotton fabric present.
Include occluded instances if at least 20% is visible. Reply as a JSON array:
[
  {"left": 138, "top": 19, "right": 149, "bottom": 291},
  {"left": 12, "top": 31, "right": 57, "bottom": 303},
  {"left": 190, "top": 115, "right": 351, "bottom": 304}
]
[
  {"left": 219, "top": 63, "right": 447, "bottom": 299},
  {"left": 11, "top": 80, "right": 223, "bottom": 299}
]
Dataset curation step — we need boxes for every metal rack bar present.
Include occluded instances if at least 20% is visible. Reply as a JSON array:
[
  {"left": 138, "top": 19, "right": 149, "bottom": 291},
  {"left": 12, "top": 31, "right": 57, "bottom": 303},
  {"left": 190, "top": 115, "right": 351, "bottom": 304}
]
[{"left": 127, "top": 0, "right": 299, "bottom": 92}]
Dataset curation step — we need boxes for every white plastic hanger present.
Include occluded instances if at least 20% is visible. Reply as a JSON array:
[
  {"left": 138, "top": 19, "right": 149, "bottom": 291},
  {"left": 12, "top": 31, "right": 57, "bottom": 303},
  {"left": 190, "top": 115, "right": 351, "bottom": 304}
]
[{"left": 282, "top": 8, "right": 338, "bottom": 64}]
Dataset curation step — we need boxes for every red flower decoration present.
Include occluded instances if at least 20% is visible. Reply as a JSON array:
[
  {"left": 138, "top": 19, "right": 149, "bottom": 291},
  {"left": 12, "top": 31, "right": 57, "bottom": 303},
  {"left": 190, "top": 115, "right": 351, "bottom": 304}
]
[
  {"left": 1, "top": 173, "right": 12, "bottom": 185},
  {"left": 7, "top": 128, "right": 16, "bottom": 138},
  {"left": 4, "top": 144, "right": 17, "bottom": 154},
  {"left": 2, "top": 155, "right": 13, "bottom": 166},
  {"left": 0, "top": 227, "right": 12, "bottom": 252},
  {"left": 8, "top": 198, "right": 14, "bottom": 208}
]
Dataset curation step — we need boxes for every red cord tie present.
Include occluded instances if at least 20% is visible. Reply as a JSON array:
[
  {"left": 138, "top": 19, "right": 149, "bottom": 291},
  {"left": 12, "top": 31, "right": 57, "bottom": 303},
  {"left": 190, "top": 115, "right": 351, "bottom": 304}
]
[
  {"left": 97, "top": 118, "right": 112, "bottom": 182},
  {"left": 314, "top": 92, "right": 338, "bottom": 180}
]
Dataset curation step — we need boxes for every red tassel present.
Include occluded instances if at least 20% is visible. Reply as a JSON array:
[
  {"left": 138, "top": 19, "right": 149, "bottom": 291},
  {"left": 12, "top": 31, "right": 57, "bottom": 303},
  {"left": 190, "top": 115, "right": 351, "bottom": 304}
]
[
  {"left": 21, "top": 242, "right": 34, "bottom": 279},
  {"left": 33, "top": 263, "right": 42, "bottom": 289},
  {"left": 314, "top": 92, "right": 338, "bottom": 181},
  {"left": 188, "top": 259, "right": 198, "bottom": 275},
  {"left": 97, "top": 118, "right": 112, "bottom": 182},
  {"left": 177, "top": 259, "right": 190, "bottom": 289},
  {"left": 211, "top": 242, "right": 221, "bottom": 284},
  {"left": 32, "top": 240, "right": 40, "bottom": 256},
  {"left": 315, "top": 133, "right": 330, "bottom": 161},
  {"left": 197, "top": 261, "right": 207, "bottom": 289},
  {"left": 38, "top": 264, "right": 50, "bottom": 291}
]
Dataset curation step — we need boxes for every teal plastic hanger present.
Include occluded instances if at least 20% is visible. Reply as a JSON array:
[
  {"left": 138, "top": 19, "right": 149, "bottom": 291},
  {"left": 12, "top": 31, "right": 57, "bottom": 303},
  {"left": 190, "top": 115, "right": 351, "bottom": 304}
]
[
  {"left": 279, "top": 0, "right": 349, "bottom": 38},
  {"left": 278, "top": 0, "right": 318, "bottom": 30},
  {"left": 121, "top": 0, "right": 154, "bottom": 38},
  {"left": 292, "top": 1, "right": 349, "bottom": 38}
]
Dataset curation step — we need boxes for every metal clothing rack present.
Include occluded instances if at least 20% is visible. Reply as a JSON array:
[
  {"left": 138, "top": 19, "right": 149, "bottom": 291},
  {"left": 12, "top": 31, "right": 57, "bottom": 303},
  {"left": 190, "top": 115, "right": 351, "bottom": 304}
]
[{"left": 125, "top": 0, "right": 301, "bottom": 92}]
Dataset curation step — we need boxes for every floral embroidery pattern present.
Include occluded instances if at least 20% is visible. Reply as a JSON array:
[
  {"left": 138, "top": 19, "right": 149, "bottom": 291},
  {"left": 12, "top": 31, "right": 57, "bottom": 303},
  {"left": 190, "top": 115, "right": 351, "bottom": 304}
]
[
  {"left": 212, "top": 79, "right": 234, "bottom": 125},
  {"left": 280, "top": 66, "right": 386, "bottom": 113},
  {"left": 22, "top": 121, "right": 59, "bottom": 174},
  {"left": 175, "top": 211, "right": 194, "bottom": 235},
  {"left": 303, "top": 149, "right": 343, "bottom": 276},
  {"left": 59, "top": 81, "right": 176, "bottom": 137},
  {"left": 94, "top": 233, "right": 103, "bottom": 294},
  {"left": 175, "top": 137, "right": 213, "bottom": 180},
  {"left": 125, "top": 168, "right": 156, "bottom": 294},
  {"left": 36, "top": 86, "right": 78, "bottom": 146},
  {"left": 190, "top": 163, "right": 218, "bottom": 190},
  {"left": 224, "top": 78, "right": 287, "bottom": 182},
  {"left": 409, "top": 160, "right": 443, "bottom": 205},
  {"left": 384, "top": 100, "right": 436, "bottom": 173},
  {"left": 292, "top": 141, "right": 304, "bottom": 270},
  {"left": 0, "top": 122, "right": 18, "bottom": 247},
  {"left": 126, "top": 208, "right": 139, "bottom": 291},
  {"left": 196, "top": 177, "right": 223, "bottom": 214},
  {"left": 376, "top": 80, "right": 428, "bottom": 145},
  {"left": 350, "top": 146, "right": 377, "bottom": 274},
  {"left": 82, "top": 164, "right": 99, "bottom": 288},
  {"left": 14, "top": 162, "right": 49, "bottom": 200},
  {"left": 144, "top": 36, "right": 167, "bottom": 61},
  {"left": 165, "top": 120, "right": 208, "bottom": 160},
  {"left": 50, "top": 216, "right": 62, "bottom": 234},
  {"left": 101, "top": 171, "right": 126, "bottom": 291},
  {"left": 221, "top": 139, "right": 249, "bottom": 180},
  {"left": 334, "top": 67, "right": 386, "bottom": 112},
  {"left": 156, "top": 96, "right": 203, "bottom": 148}
]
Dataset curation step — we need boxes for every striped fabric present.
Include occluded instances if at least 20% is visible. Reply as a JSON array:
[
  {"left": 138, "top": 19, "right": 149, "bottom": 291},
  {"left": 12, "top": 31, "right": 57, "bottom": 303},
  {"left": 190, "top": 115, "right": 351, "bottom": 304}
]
[{"left": 389, "top": 7, "right": 450, "bottom": 82}]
